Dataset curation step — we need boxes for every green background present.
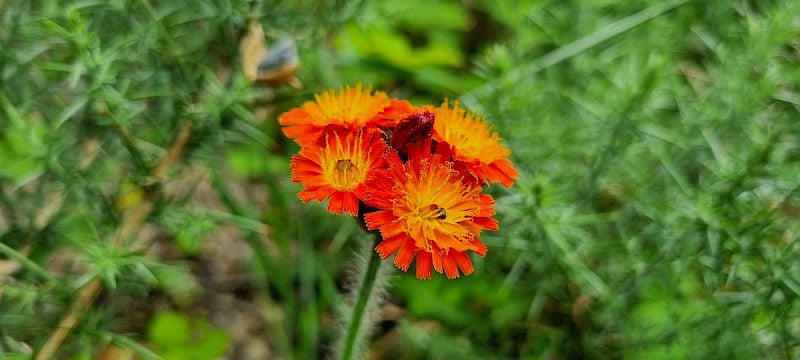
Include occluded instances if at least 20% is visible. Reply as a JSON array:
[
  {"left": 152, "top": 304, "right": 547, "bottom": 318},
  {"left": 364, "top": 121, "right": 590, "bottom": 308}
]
[{"left": 1, "top": 0, "right": 799, "bottom": 359}]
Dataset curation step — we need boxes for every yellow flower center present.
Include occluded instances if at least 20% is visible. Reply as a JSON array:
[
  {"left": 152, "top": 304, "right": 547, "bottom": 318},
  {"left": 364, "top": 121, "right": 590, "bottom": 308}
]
[
  {"left": 407, "top": 204, "right": 447, "bottom": 226},
  {"left": 331, "top": 159, "right": 361, "bottom": 190},
  {"left": 422, "top": 204, "right": 447, "bottom": 220},
  {"left": 320, "top": 134, "right": 370, "bottom": 191}
]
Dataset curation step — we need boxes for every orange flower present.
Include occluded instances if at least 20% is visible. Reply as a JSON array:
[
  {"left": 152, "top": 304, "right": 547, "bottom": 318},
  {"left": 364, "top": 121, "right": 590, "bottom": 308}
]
[
  {"left": 291, "top": 130, "right": 388, "bottom": 216},
  {"left": 364, "top": 146, "right": 499, "bottom": 279},
  {"left": 279, "top": 84, "right": 414, "bottom": 148},
  {"left": 426, "top": 101, "right": 518, "bottom": 187}
]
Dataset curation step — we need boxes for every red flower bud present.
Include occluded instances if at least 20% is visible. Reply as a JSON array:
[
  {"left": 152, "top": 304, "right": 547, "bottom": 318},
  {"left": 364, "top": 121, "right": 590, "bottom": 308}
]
[{"left": 390, "top": 111, "right": 435, "bottom": 158}]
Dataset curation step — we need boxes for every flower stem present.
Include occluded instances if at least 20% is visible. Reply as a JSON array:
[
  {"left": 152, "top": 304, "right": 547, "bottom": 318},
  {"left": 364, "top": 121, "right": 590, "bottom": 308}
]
[{"left": 340, "top": 240, "right": 383, "bottom": 360}]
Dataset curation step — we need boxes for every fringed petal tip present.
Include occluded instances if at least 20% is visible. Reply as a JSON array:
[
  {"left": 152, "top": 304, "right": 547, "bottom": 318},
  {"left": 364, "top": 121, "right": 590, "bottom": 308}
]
[
  {"left": 277, "top": 107, "right": 309, "bottom": 126},
  {"left": 326, "top": 191, "right": 360, "bottom": 216},
  {"left": 297, "top": 186, "right": 334, "bottom": 204},
  {"left": 375, "top": 237, "right": 482, "bottom": 280},
  {"left": 486, "top": 158, "right": 518, "bottom": 188},
  {"left": 375, "top": 235, "right": 405, "bottom": 259},
  {"left": 377, "top": 99, "right": 418, "bottom": 127},
  {"left": 415, "top": 251, "right": 433, "bottom": 279},
  {"left": 393, "top": 237, "right": 416, "bottom": 271}
]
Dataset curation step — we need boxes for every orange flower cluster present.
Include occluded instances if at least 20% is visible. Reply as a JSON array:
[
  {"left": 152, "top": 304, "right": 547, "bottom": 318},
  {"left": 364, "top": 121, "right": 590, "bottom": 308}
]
[{"left": 280, "top": 84, "right": 517, "bottom": 279}]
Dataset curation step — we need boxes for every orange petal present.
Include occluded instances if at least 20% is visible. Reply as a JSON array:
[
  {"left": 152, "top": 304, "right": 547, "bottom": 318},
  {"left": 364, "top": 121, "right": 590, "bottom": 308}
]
[
  {"left": 469, "top": 238, "right": 488, "bottom": 257},
  {"left": 326, "top": 191, "right": 347, "bottom": 215},
  {"left": 325, "top": 191, "right": 360, "bottom": 216},
  {"left": 353, "top": 183, "right": 368, "bottom": 200},
  {"left": 485, "top": 158, "right": 518, "bottom": 188},
  {"left": 430, "top": 243, "right": 444, "bottom": 274},
  {"left": 364, "top": 210, "right": 394, "bottom": 230},
  {"left": 278, "top": 108, "right": 310, "bottom": 126},
  {"left": 415, "top": 251, "right": 432, "bottom": 279},
  {"left": 375, "top": 234, "right": 405, "bottom": 259},
  {"left": 376, "top": 99, "right": 416, "bottom": 126},
  {"left": 394, "top": 237, "right": 416, "bottom": 271},
  {"left": 442, "top": 252, "right": 459, "bottom": 279},
  {"left": 381, "top": 220, "right": 405, "bottom": 240},
  {"left": 452, "top": 251, "right": 474, "bottom": 276},
  {"left": 473, "top": 217, "right": 499, "bottom": 231},
  {"left": 298, "top": 186, "right": 335, "bottom": 203},
  {"left": 364, "top": 173, "right": 396, "bottom": 209},
  {"left": 340, "top": 192, "right": 360, "bottom": 216},
  {"left": 290, "top": 156, "right": 322, "bottom": 181},
  {"left": 476, "top": 194, "right": 496, "bottom": 217},
  {"left": 383, "top": 150, "right": 406, "bottom": 180}
]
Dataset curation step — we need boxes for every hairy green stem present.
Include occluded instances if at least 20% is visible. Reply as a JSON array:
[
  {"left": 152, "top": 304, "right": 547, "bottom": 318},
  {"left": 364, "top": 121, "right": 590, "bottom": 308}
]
[{"left": 340, "top": 241, "right": 382, "bottom": 360}]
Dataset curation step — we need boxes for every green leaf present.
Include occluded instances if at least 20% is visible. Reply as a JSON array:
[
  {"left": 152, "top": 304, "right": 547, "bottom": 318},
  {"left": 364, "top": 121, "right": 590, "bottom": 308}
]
[
  {"left": 147, "top": 312, "right": 230, "bottom": 360},
  {"left": 148, "top": 312, "right": 191, "bottom": 349},
  {"left": 53, "top": 96, "right": 88, "bottom": 129},
  {"left": 189, "top": 326, "right": 230, "bottom": 360},
  {"left": 0, "top": 99, "right": 48, "bottom": 186}
]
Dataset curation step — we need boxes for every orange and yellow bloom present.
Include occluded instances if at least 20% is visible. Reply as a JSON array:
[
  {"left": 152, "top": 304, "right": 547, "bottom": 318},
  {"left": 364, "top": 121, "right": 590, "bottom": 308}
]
[
  {"left": 426, "top": 101, "right": 518, "bottom": 188},
  {"left": 290, "top": 130, "right": 388, "bottom": 216},
  {"left": 363, "top": 146, "right": 498, "bottom": 279},
  {"left": 279, "top": 84, "right": 413, "bottom": 148},
  {"left": 281, "top": 85, "right": 515, "bottom": 279}
]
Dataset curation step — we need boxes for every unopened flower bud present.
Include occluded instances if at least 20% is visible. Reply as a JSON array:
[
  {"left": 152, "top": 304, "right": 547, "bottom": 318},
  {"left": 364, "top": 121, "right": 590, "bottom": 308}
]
[{"left": 390, "top": 111, "right": 435, "bottom": 158}]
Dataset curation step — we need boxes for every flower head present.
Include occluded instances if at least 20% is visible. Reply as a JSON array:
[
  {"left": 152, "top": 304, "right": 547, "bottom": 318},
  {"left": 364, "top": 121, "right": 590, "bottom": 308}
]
[
  {"left": 426, "top": 101, "right": 518, "bottom": 187},
  {"left": 364, "top": 145, "right": 499, "bottom": 279},
  {"left": 279, "top": 84, "right": 413, "bottom": 147},
  {"left": 291, "top": 130, "right": 388, "bottom": 216}
]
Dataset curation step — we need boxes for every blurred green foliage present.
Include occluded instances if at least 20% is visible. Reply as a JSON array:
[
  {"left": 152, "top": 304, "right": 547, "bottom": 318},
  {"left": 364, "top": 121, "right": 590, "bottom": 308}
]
[
  {"left": 0, "top": 0, "right": 799, "bottom": 359},
  {"left": 147, "top": 312, "right": 230, "bottom": 360},
  {"left": 332, "top": 0, "right": 481, "bottom": 95}
]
